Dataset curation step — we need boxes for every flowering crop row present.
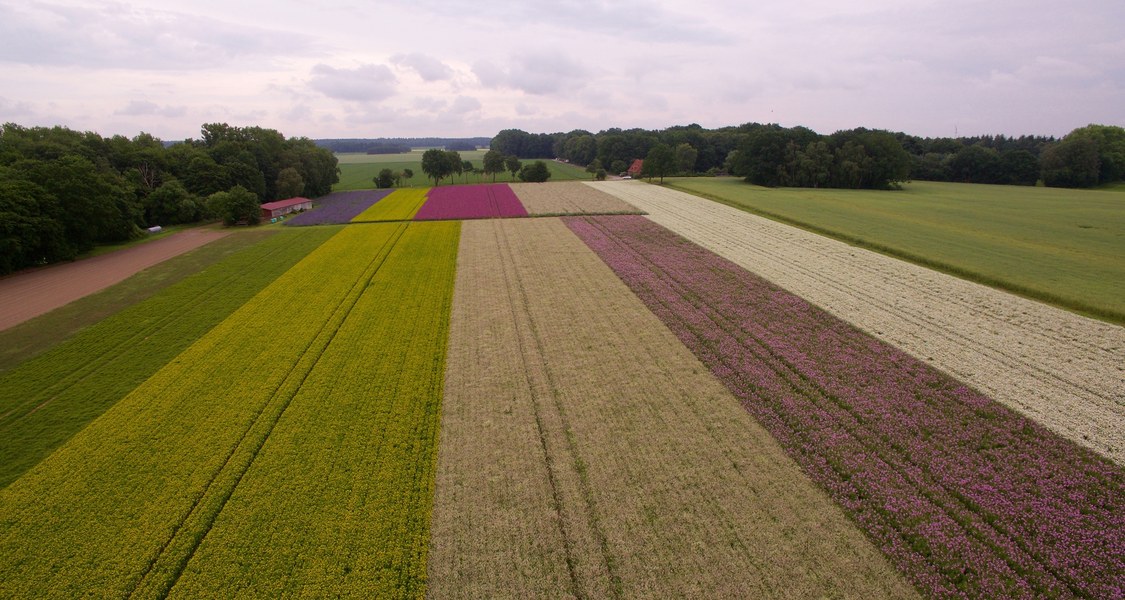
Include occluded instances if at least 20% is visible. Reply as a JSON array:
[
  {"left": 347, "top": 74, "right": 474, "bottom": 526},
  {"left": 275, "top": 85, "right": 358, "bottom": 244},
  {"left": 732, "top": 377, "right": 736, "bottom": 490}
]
[
  {"left": 285, "top": 190, "right": 394, "bottom": 226},
  {"left": 0, "top": 227, "right": 338, "bottom": 489},
  {"left": 350, "top": 188, "right": 430, "bottom": 222},
  {"left": 0, "top": 224, "right": 412, "bottom": 597},
  {"left": 414, "top": 183, "right": 528, "bottom": 220},
  {"left": 566, "top": 215, "right": 1124, "bottom": 599},
  {"left": 166, "top": 222, "right": 460, "bottom": 597}
]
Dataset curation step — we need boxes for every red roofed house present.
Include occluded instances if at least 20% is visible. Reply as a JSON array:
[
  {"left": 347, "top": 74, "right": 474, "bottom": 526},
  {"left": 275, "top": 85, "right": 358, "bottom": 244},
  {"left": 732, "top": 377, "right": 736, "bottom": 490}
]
[
  {"left": 627, "top": 159, "right": 644, "bottom": 178},
  {"left": 260, "top": 197, "right": 313, "bottom": 219}
]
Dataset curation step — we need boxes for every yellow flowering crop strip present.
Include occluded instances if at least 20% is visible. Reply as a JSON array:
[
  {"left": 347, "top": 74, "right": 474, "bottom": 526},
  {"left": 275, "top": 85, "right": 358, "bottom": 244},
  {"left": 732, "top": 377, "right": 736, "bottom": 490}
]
[
  {"left": 0, "top": 223, "right": 410, "bottom": 598},
  {"left": 350, "top": 188, "right": 430, "bottom": 222},
  {"left": 165, "top": 222, "right": 460, "bottom": 598}
]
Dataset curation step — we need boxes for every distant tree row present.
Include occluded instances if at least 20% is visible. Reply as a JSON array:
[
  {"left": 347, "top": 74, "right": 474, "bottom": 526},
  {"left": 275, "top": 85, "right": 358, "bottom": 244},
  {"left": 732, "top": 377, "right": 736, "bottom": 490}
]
[
  {"left": 315, "top": 137, "right": 490, "bottom": 154},
  {"left": 0, "top": 122, "right": 339, "bottom": 276},
  {"left": 491, "top": 124, "right": 1125, "bottom": 189},
  {"left": 417, "top": 148, "right": 550, "bottom": 185}
]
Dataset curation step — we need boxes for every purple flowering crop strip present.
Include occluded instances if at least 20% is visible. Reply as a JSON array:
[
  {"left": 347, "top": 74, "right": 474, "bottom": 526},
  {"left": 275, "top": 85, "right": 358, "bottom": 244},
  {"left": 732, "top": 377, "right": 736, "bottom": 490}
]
[
  {"left": 285, "top": 190, "right": 394, "bottom": 226},
  {"left": 566, "top": 214, "right": 1124, "bottom": 599},
  {"left": 413, "top": 184, "right": 528, "bottom": 220}
]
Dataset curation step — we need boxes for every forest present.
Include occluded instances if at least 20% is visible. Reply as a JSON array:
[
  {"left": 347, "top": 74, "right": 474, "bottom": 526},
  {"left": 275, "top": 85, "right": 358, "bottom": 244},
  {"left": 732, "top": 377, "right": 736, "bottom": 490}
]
[
  {"left": 0, "top": 123, "right": 338, "bottom": 276},
  {"left": 491, "top": 123, "right": 1125, "bottom": 190}
]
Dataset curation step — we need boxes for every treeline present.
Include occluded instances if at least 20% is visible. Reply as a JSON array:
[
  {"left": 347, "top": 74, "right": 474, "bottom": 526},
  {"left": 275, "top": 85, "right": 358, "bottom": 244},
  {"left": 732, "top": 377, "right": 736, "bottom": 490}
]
[
  {"left": 315, "top": 137, "right": 490, "bottom": 154},
  {"left": 0, "top": 122, "right": 338, "bottom": 276},
  {"left": 491, "top": 123, "right": 1125, "bottom": 189}
]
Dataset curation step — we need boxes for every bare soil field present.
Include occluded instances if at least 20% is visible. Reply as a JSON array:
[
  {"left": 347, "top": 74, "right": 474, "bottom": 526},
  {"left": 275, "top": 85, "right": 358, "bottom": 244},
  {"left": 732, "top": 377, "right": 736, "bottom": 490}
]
[
  {"left": 428, "top": 218, "right": 917, "bottom": 598},
  {"left": 589, "top": 181, "right": 1125, "bottom": 463},
  {"left": 0, "top": 228, "right": 230, "bottom": 331},
  {"left": 509, "top": 181, "right": 642, "bottom": 215}
]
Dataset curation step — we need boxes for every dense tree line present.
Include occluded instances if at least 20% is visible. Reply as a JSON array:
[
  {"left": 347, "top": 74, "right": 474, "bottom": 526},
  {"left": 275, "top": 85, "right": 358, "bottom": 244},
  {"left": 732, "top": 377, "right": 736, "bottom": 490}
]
[
  {"left": 0, "top": 122, "right": 338, "bottom": 276},
  {"left": 492, "top": 123, "right": 1125, "bottom": 190}
]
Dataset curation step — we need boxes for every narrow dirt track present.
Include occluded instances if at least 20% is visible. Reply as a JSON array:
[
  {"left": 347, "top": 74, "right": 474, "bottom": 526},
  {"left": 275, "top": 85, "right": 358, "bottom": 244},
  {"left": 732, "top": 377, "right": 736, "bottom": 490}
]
[
  {"left": 589, "top": 181, "right": 1125, "bottom": 464},
  {"left": 0, "top": 229, "right": 230, "bottom": 331}
]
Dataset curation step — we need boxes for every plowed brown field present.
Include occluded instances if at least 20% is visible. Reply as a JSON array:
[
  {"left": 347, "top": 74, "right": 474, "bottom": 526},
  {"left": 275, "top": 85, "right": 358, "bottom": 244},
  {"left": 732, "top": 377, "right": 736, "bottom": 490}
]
[
  {"left": 0, "top": 229, "right": 229, "bottom": 331},
  {"left": 429, "top": 218, "right": 917, "bottom": 598},
  {"left": 589, "top": 181, "right": 1125, "bottom": 463}
]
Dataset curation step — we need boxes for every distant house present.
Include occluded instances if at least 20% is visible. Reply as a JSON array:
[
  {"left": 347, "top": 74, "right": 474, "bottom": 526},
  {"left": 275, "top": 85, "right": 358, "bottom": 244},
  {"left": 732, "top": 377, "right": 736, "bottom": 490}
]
[
  {"left": 260, "top": 197, "right": 313, "bottom": 219},
  {"left": 627, "top": 159, "right": 644, "bottom": 177}
]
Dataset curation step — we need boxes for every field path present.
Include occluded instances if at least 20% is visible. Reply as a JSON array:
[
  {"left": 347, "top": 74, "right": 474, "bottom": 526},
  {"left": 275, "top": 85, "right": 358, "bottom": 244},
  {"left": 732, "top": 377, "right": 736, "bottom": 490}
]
[
  {"left": 590, "top": 181, "right": 1125, "bottom": 463},
  {"left": 0, "top": 228, "right": 229, "bottom": 331},
  {"left": 429, "top": 218, "right": 917, "bottom": 598}
]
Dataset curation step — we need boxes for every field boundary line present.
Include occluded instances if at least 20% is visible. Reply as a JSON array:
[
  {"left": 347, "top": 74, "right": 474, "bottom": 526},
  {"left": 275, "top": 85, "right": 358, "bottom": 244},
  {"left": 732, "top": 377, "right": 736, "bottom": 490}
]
[{"left": 125, "top": 223, "right": 411, "bottom": 599}]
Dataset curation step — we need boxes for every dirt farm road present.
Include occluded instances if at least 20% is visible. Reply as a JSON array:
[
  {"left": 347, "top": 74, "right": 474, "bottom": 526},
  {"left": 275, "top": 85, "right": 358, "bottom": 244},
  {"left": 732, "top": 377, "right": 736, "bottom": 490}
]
[{"left": 0, "top": 228, "right": 230, "bottom": 331}]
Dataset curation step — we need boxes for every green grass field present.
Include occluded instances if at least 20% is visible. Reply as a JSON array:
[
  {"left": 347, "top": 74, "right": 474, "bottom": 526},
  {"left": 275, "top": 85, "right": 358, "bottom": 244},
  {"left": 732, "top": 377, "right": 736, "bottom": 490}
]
[
  {"left": 666, "top": 178, "right": 1125, "bottom": 323},
  {"left": 334, "top": 150, "right": 592, "bottom": 191}
]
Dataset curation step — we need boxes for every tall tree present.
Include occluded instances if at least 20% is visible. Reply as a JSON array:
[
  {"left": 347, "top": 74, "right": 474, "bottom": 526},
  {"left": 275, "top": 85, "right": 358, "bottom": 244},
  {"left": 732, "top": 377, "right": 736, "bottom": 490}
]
[
  {"left": 482, "top": 149, "right": 505, "bottom": 182},
  {"left": 421, "top": 148, "right": 451, "bottom": 185},
  {"left": 674, "top": 143, "right": 698, "bottom": 174},
  {"left": 642, "top": 144, "right": 676, "bottom": 183},
  {"left": 505, "top": 155, "right": 522, "bottom": 180}
]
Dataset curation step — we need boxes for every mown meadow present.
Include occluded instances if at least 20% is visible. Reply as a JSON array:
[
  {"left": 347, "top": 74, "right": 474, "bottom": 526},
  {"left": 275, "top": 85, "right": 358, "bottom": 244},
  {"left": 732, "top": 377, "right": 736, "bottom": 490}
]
[
  {"left": 334, "top": 150, "right": 592, "bottom": 190},
  {"left": 1, "top": 181, "right": 1120, "bottom": 599},
  {"left": 667, "top": 178, "right": 1125, "bottom": 323}
]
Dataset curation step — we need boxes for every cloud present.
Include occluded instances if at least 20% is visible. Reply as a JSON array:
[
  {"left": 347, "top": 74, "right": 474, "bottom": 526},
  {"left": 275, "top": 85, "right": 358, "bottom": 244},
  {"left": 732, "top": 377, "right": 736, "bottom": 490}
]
[
  {"left": 0, "top": 96, "right": 35, "bottom": 117},
  {"left": 114, "top": 100, "right": 187, "bottom": 118},
  {"left": 448, "top": 95, "right": 482, "bottom": 114},
  {"left": 391, "top": 53, "right": 454, "bottom": 82},
  {"left": 473, "top": 54, "right": 591, "bottom": 95},
  {"left": 0, "top": 1, "right": 317, "bottom": 70},
  {"left": 308, "top": 64, "right": 397, "bottom": 102}
]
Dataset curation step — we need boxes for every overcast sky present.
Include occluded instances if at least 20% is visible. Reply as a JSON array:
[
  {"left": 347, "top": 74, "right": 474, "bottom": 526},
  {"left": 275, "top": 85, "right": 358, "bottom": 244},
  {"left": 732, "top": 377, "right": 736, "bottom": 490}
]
[{"left": 1, "top": 0, "right": 1122, "bottom": 141}]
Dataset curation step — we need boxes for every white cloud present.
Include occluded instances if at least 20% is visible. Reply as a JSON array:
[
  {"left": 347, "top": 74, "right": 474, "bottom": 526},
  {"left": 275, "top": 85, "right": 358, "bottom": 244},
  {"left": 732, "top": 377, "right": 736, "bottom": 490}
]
[
  {"left": 391, "top": 53, "right": 454, "bottom": 82},
  {"left": 0, "top": 1, "right": 317, "bottom": 70},
  {"left": 308, "top": 64, "right": 397, "bottom": 103},
  {"left": 114, "top": 100, "right": 187, "bottom": 118}
]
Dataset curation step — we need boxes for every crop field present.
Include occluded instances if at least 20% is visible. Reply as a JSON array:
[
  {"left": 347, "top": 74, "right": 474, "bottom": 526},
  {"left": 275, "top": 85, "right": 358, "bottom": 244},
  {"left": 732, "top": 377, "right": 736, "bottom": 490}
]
[
  {"left": 509, "top": 181, "right": 642, "bottom": 215},
  {"left": 667, "top": 178, "right": 1125, "bottom": 322},
  {"left": 590, "top": 181, "right": 1125, "bottom": 464},
  {"left": 0, "top": 180, "right": 1121, "bottom": 598},
  {"left": 335, "top": 151, "right": 591, "bottom": 191},
  {"left": 285, "top": 189, "right": 394, "bottom": 226}
]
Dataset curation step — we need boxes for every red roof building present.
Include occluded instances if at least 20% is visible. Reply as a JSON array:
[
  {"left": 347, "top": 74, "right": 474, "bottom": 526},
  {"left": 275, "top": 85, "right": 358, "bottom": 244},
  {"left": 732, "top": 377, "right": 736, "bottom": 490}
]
[
  {"left": 260, "top": 197, "right": 313, "bottom": 219},
  {"left": 627, "top": 159, "right": 644, "bottom": 177}
]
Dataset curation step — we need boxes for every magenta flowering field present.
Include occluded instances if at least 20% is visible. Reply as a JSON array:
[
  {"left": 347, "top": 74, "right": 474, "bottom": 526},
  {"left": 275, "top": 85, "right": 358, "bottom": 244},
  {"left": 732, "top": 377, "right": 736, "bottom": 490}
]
[
  {"left": 413, "top": 184, "right": 528, "bottom": 220},
  {"left": 285, "top": 190, "right": 394, "bottom": 226},
  {"left": 566, "top": 214, "right": 1123, "bottom": 599}
]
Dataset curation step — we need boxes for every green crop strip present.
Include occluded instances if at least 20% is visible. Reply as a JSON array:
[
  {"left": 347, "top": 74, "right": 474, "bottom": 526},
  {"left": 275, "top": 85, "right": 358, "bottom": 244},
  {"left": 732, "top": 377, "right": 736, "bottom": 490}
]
[
  {"left": 165, "top": 221, "right": 460, "bottom": 598},
  {"left": 0, "top": 227, "right": 337, "bottom": 489},
  {"left": 0, "top": 223, "right": 416, "bottom": 597}
]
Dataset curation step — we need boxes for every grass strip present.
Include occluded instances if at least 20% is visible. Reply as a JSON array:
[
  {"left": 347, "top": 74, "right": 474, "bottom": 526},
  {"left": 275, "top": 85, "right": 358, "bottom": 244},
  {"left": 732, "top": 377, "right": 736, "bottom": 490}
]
[
  {"left": 665, "top": 178, "right": 1125, "bottom": 324},
  {"left": 0, "top": 227, "right": 336, "bottom": 489},
  {"left": 567, "top": 214, "right": 1123, "bottom": 598}
]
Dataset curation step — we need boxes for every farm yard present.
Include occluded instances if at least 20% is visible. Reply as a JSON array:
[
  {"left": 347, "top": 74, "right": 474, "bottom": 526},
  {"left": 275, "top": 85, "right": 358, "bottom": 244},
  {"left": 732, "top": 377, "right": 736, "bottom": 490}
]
[{"left": 0, "top": 180, "right": 1121, "bottom": 598}]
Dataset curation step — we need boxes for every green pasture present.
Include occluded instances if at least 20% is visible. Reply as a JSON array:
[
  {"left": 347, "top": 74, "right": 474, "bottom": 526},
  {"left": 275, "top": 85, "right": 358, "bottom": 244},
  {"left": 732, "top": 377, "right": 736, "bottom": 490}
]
[
  {"left": 334, "top": 150, "right": 592, "bottom": 191},
  {"left": 667, "top": 178, "right": 1125, "bottom": 323}
]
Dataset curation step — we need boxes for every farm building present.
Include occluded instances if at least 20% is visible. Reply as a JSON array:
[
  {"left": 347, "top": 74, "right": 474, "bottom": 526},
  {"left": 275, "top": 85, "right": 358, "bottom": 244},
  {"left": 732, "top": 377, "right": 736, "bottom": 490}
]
[
  {"left": 260, "top": 197, "right": 313, "bottom": 219},
  {"left": 627, "top": 159, "right": 644, "bottom": 177}
]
